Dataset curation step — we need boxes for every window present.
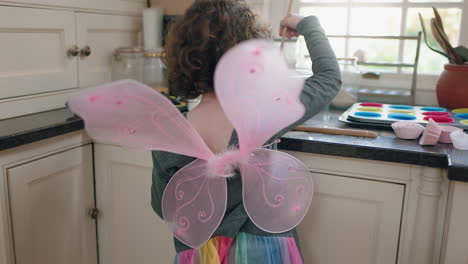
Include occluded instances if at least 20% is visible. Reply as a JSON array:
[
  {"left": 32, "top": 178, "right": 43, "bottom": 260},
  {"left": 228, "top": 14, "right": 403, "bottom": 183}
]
[
  {"left": 295, "top": 0, "right": 464, "bottom": 74},
  {"left": 269, "top": 0, "right": 466, "bottom": 103}
]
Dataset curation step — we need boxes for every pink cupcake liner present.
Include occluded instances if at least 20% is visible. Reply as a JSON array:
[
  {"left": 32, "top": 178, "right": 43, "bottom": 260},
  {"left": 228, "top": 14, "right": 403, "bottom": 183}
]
[
  {"left": 439, "top": 126, "right": 463, "bottom": 144},
  {"left": 391, "top": 121, "right": 425, "bottom": 139},
  {"left": 450, "top": 130, "right": 468, "bottom": 150},
  {"left": 419, "top": 119, "right": 442, "bottom": 146}
]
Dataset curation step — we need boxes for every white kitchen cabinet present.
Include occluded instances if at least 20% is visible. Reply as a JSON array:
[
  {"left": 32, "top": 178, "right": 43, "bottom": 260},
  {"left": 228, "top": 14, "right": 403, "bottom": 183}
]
[
  {"left": 0, "top": 5, "right": 141, "bottom": 120},
  {"left": 90, "top": 146, "right": 449, "bottom": 264},
  {"left": 0, "top": 131, "right": 94, "bottom": 264},
  {"left": 6, "top": 144, "right": 97, "bottom": 264},
  {"left": 94, "top": 143, "right": 174, "bottom": 264},
  {"left": 0, "top": 0, "right": 144, "bottom": 13},
  {"left": 76, "top": 12, "right": 141, "bottom": 88},
  {"left": 0, "top": 6, "right": 78, "bottom": 99},
  {"left": 287, "top": 150, "right": 449, "bottom": 264},
  {"left": 298, "top": 173, "right": 404, "bottom": 264},
  {"left": 0, "top": 133, "right": 450, "bottom": 264},
  {"left": 92, "top": 144, "right": 404, "bottom": 264},
  {"left": 1, "top": 0, "right": 88, "bottom": 9},
  {"left": 441, "top": 181, "right": 468, "bottom": 264}
]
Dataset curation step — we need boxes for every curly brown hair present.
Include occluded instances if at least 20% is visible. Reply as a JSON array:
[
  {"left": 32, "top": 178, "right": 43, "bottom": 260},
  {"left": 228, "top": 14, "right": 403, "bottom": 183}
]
[{"left": 163, "top": 0, "right": 272, "bottom": 99}]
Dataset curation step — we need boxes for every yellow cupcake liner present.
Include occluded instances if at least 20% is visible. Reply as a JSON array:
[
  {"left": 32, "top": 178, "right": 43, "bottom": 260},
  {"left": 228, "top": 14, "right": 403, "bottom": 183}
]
[
  {"left": 389, "top": 109, "right": 416, "bottom": 114},
  {"left": 357, "top": 107, "right": 383, "bottom": 112},
  {"left": 453, "top": 108, "right": 468, "bottom": 114}
]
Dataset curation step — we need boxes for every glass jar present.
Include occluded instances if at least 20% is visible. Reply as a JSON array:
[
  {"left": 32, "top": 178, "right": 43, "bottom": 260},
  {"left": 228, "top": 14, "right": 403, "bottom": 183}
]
[
  {"left": 282, "top": 40, "right": 297, "bottom": 69},
  {"left": 143, "top": 50, "right": 169, "bottom": 94},
  {"left": 112, "top": 47, "right": 144, "bottom": 81}
]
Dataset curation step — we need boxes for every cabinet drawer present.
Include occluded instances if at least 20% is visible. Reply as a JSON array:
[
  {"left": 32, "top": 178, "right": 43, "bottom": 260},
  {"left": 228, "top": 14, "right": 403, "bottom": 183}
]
[{"left": 0, "top": 6, "right": 78, "bottom": 99}]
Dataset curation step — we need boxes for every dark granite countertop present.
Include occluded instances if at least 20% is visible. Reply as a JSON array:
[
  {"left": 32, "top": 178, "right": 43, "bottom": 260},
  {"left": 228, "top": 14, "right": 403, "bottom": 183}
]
[
  {"left": 0, "top": 108, "right": 467, "bottom": 182},
  {"left": 0, "top": 108, "right": 83, "bottom": 150},
  {"left": 279, "top": 110, "right": 468, "bottom": 182}
]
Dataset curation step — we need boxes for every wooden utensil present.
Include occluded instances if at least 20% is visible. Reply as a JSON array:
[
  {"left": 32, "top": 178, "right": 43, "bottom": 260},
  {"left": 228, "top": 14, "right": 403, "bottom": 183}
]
[
  {"left": 431, "top": 18, "right": 464, "bottom": 64},
  {"left": 432, "top": 7, "right": 445, "bottom": 34},
  {"left": 280, "top": 0, "right": 294, "bottom": 50},
  {"left": 430, "top": 18, "right": 455, "bottom": 63},
  {"left": 418, "top": 13, "right": 453, "bottom": 61},
  {"left": 294, "top": 126, "right": 379, "bottom": 138}
]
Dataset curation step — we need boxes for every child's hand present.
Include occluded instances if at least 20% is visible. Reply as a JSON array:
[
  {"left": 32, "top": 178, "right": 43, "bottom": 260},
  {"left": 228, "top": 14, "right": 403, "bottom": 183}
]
[{"left": 279, "top": 15, "right": 305, "bottom": 39}]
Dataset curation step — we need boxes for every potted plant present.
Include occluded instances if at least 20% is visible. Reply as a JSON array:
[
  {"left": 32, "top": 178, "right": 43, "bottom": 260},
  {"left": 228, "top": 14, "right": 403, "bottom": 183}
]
[{"left": 419, "top": 8, "right": 468, "bottom": 109}]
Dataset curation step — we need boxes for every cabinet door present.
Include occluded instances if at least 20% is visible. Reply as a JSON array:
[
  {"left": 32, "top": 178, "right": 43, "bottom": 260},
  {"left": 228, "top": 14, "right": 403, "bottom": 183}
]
[
  {"left": 441, "top": 181, "right": 468, "bottom": 264},
  {"left": 0, "top": 6, "right": 78, "bottom": 99},
  {"left": 0, "top": 0, "right": 88, "bottom": 8},
  {"left": 76, "top": 13, "right": 141, "bottom": 88},
  {"left": 95, "top": 144, "right": 175, "bottom": 264},
  {"left": 6, "top": 145, "right": 97, "bottom": 264},
  {"left": 0, "top": 0, "right": 143, "bottom": 12},
  {"left": 298, "top": 173, "right": 404, "bottom": 264}
]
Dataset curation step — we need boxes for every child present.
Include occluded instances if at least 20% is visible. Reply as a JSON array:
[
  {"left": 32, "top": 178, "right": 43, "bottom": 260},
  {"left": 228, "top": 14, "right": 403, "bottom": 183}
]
[{"left": 151, "top": 0, "right": 341, "bottom": 263}]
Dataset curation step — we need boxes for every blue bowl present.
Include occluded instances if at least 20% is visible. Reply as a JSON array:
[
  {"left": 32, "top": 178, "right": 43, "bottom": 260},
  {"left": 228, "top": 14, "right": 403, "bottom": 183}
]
[
  {"left": 388, "top": 113, "right": 417, "bottom": 120},
  {"left": 355, "top": 112, "right": 382, "bottom": 118}
]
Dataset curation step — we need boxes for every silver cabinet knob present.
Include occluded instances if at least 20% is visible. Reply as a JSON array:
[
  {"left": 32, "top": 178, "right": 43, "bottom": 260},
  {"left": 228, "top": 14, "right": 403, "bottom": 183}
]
[
  {"left": 67, "top": 45, "right": 79, "bottom": 57},
  {"left": 80, "top": 45, "right": 92, "bottom": 57}
]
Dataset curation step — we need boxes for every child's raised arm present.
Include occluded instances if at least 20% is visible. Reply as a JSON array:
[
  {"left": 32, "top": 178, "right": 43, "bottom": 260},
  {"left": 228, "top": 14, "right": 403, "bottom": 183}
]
[{"left": 274, "top": 15, "right": 342, "bottom": 138}]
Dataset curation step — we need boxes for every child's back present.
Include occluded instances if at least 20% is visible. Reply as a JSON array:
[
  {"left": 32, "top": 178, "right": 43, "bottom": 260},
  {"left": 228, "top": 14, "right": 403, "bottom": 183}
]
[
  {"left": 186, "top": 93, "right": 233, "bottom": 154},
  {"left": 151, "top": 1, "right": 341, "bottom": 263}
]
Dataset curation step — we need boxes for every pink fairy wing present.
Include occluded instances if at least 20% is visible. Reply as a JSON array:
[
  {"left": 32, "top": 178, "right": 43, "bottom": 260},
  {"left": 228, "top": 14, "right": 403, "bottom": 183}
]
[
  {"left": 68, "top": 80, "right": 214, "bottom": 160},
  {"left": 214, "top": 40, "right": 305, "bottom": 153},
  {"left": 162, "top": 159, "right": 227, "bottom": 249},
  {"left": 240, "top": 149, "right": 313, "bottom": 233}
]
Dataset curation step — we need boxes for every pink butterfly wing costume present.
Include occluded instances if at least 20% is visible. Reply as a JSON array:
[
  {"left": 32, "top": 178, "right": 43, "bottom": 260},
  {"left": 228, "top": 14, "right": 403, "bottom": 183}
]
[
  {"left": 68, "top": 39, "right": 314, "bottom": 249},
  {"left": 68, "top": 80, "right": 225, "bottom": 248},
  {"left": 214, "top": 41, "right": 312, "bottom": 233}
]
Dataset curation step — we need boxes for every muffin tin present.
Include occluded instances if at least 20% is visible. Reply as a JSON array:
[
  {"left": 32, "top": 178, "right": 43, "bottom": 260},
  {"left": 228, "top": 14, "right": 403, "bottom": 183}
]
[{"left": 344, "top": 103, "right": 468, "bottom": 130}]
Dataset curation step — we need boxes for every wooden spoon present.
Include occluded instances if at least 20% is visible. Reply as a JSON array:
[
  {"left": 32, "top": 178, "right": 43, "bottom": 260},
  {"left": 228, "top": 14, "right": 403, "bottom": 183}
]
[
  {"left": 431, "top": 18, "right": 464, "bottom": 64},
  {"left": 432, "top": 7, "right": 445, "bottom": 34},
  {"left": 430, "top": 18, "right": 455, "bottom": 63},
  {"left": 431, "top": 7, "right": 465, "bottom": 64},
  {"left": 418, "top": 13, "right": 453, "bottom": 61}
]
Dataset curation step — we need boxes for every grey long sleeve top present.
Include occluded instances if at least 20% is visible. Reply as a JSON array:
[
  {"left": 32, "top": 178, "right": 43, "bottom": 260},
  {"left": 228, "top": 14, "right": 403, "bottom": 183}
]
[{"left": 151, "top": 16, "right": 342, "bottom": 253}]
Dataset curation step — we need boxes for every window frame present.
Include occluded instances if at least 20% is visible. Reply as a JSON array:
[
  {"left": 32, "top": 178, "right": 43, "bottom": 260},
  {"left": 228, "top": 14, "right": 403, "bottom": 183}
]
[{"left": 268, "top": 0, "right": 467, "bottom": 95}]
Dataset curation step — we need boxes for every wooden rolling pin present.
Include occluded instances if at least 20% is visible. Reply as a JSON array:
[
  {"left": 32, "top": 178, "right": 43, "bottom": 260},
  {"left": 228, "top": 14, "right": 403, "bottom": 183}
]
[{"left": 294, "top": 126, "right": 379, "bottom": 138}]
